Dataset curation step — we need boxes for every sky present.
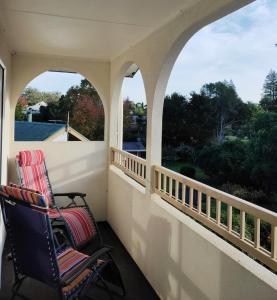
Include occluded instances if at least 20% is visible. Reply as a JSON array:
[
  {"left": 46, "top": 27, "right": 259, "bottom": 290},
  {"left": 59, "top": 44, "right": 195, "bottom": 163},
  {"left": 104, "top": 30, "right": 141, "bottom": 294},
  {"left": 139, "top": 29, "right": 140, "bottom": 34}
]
[
  {"left": 26, "top": 0, "right": 277, "bottom": 104},
  {"left": 27, "top": 71, "right": 84, "bottom": 95}
]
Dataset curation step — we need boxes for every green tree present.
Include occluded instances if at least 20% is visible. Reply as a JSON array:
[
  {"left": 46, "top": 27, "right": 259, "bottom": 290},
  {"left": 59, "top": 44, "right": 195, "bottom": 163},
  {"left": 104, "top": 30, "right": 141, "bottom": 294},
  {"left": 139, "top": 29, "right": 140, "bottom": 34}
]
[
  {"left": 23, "top": 87, "right": 60, "bottom": 105},
  {"left": 201, "top": 81, "right": 250, "bottom": 143},
  {"left": 57, "top": 79, "right": 104, "bottom": 139},
  {"left": 260, "top": 70, "right": 277, "bottom": 112},
  {"left": 197, "top": 140, "right": 249, "bottom": 186},
  {"left": 162, "top": 93, "right": 187, "bottom": 147},
  {"left": 247, "top": 112, "right": 277, "bottom": 193},
  {"left": 123, "top": 98, "right": 135, "bottom": 142},
  {"left": 184, "top": 92, "right": 217, "bottom": 146},
  {"left": 15, "top": 102, "right": 25, "bottom": 121}
]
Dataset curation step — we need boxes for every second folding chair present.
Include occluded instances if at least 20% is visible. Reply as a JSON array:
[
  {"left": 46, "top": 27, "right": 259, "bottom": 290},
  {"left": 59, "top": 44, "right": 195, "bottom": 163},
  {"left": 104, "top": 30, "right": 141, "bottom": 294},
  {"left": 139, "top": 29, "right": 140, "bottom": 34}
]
[{"left": 14, "top": 149, "right": 99, "bottom": 250}]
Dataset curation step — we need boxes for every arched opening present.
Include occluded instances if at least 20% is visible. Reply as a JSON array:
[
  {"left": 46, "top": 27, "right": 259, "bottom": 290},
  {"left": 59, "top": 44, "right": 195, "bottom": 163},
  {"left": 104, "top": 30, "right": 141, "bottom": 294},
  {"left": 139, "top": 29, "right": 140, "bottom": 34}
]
[
  {"left": 161, "top": 0, "right": 277, "bottom": 249},
  {"left": 121, "top": 64, "right": 147, "bottom": 158},
  {"left": 14, "top": 71, "right": 105, "bottom": 142}
]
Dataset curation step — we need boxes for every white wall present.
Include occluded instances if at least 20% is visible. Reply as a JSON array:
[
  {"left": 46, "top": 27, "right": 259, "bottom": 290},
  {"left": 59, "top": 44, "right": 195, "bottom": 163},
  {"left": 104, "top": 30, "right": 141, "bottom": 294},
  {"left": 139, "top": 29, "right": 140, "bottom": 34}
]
[
  {"left": 109, "top": 0, "right": 253, "bottom": 188},
  {"left": 107, "top": 1, "right": 277, "bottom": 299},
  {"left": 9, "top": 142, "right": 107, "bottom": 220},
  {"left": 108, "top": 167, "right": 277, "bottom": 300},
  {"left": 8, "top": 53, "right": 111, "bottom": 221},
  {"left": 0, "top": 29, "right": 12, "bottom": 287},
  {"left": 52, "top": 132, "right": 68, "bottom": 142}
]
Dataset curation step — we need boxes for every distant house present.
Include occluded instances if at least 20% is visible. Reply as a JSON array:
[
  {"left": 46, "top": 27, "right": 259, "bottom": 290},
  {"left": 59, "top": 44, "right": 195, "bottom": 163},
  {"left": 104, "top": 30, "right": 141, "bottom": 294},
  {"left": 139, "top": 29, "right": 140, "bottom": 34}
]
[
  {"left": 123, "top": 141, "right": 146, "bottom": 157},
  {"left": 15, "top": 121, "right": 89, "bottom": 141},
  {"left": 26, "top": 101, "right": 47, "bottom": 115}
]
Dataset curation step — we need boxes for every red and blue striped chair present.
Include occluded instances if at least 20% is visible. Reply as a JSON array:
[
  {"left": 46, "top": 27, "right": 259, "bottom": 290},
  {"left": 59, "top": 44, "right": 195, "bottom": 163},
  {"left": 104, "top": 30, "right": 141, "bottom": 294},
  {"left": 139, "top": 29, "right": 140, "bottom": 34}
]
[
  {"left": 14, "top": 150, "right": 99, "bottom": 250},
  {"left": 0, "top": 185, "right": 116, "bottom": 300}
]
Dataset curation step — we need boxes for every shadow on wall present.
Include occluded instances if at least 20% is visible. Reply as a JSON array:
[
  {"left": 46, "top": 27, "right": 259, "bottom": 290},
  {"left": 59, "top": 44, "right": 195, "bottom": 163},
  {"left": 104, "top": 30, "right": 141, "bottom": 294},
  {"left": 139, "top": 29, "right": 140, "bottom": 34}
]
[
  {"left": 8, "top": 144, "right": 108, "bottom": 220},
  {"left": 109, "top": 170, "right": 211, "bottom": 300},
  {"left": 110, "top": 166, "right": 277, "bottom": 300},
  {"left": 140, "top": 215, "right": 210, "bottom": 300}
]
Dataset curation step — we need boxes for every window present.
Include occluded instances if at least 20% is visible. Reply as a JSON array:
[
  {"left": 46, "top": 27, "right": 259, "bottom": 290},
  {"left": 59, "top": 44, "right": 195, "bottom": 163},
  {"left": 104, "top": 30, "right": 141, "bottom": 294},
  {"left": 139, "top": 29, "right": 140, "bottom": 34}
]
[{"left": 0, "top": 64, "right": 4, "bottom": 182}]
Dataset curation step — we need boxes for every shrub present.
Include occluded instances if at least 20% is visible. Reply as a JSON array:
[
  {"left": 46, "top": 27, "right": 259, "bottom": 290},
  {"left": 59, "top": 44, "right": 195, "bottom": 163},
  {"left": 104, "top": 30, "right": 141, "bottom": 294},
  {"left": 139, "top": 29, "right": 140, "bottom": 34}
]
[{"left": 180, "top": 166, "right": 196, "bottom": 179}]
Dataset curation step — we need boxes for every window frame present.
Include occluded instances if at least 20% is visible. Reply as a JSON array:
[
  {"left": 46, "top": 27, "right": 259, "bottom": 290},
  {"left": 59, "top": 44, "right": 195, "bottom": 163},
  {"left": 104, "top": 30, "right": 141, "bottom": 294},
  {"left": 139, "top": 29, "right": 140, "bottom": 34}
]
[{"left": 0, "top": 63, "right": 5, "bottom": 182}]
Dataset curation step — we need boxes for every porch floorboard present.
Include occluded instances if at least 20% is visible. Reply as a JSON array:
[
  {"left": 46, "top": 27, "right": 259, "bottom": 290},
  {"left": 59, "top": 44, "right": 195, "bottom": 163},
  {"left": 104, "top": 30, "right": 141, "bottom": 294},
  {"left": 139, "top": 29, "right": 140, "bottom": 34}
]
[{"left": 0, "top": 222, "right": 160, "bottom": 300}]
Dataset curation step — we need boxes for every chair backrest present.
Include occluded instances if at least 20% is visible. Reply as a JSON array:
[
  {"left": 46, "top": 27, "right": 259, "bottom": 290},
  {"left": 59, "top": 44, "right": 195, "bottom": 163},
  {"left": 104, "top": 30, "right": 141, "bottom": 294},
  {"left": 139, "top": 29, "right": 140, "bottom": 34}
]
[
  {"left": 0, "top": 185, "right": 60, "bottom": 288},
  {"left": 16, "top": 150, "right": 54, "bottom": 206}
]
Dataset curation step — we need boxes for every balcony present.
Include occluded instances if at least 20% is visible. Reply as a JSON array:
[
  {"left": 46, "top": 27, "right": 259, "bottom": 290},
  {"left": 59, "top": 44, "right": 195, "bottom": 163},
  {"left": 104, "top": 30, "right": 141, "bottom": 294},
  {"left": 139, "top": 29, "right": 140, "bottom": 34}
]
[
  {"left": 0, "top": 1, "right": 276, "bottom": 300},
  {"left": 0, "top": 222, "right": 159, "bottom": 300}
]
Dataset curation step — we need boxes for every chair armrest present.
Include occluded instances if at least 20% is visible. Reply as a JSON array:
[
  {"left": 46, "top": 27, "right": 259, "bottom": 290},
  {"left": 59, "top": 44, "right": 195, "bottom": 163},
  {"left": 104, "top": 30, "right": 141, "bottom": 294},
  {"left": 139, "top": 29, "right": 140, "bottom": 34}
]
[
  {"left": 60, "top": 247, "right": 111, "bottom": 286},
  {"left": 54, "top": 192, "right": 86, "bottom": 199}
]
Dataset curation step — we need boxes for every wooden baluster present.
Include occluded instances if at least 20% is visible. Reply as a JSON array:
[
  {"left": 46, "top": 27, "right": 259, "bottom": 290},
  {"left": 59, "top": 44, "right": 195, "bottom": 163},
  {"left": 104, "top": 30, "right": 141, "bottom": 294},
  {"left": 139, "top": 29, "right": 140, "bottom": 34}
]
[
  {"left": 175, "top": 180, "right": 179, "bottom": 200},
  {"left": 158, "top": 171, "right": 161, "bottom": 191},
  {"left": 254, "top": 217, "right": 260, "bottom": 249},
  {"left": 271, "top": 225, "right": 277, "bottom": 260},
  {"left": 118, "top": 152, "right": 121, "bottom": 166},
  {"left": 197, "top": 191, "right": 202, "bottom": 213},
  {"left": 189, "top": 187, "right": 193, "bottom": 209},
  {"left": 240, "top": 211, "right": 245, "bottom": 240},
  {"left": 182, "top": 184, "right": 186, "bottom": 205},
  {"left": 169, "top": 177, "right": 172, "bottom": 197},
  {"left": 216, "top": 200, "right": 221, "bottom": 225},
  {"left": 131, "top": 159, "right": 134, "bottom": 173},
  {"left": 163, "top": 174, "right": 166, "bottom": 193},
  {"left": 111, "top": 149, "right": 115, "bottom": 164},
  {"left": 135, "top": 161, "right": 138, "bottom": 175},
  {"left": 227, "top": 205, "right": 232, "bottom": 232},
  {"left": 114, "top": 150, "right": 117, "bottom": 164},
  {"left": 207, "top": 196, "right": 211, "bottom": 218}
]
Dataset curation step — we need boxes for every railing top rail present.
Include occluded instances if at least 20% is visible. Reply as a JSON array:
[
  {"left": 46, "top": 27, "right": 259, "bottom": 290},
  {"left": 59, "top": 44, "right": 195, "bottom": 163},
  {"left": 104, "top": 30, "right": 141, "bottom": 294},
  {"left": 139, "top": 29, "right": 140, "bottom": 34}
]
[
  {"left": 154, "top": 165, "right": 277, "bottom": 225},
  {"left": 111, "top": 147, "right": 147, "bottom": 164}
]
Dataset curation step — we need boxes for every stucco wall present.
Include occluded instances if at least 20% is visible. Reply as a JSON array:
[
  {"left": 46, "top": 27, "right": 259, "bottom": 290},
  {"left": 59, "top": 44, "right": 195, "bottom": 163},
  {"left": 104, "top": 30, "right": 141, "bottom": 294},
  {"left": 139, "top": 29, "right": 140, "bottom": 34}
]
[
  {"left": 109, "top": 0, "right": 253, "bottom": 188},
  {"left": 108, "top": 167, "right": 277, "bottom": 300},
  {"left": 8, "top": 53, "right": 112, "bottom": 221},
  {"left": 0, "top": 30, "right": 12, "bottom": 287},
  {"left": 9, "top": 141, "right": 107, "bottom": 220}
]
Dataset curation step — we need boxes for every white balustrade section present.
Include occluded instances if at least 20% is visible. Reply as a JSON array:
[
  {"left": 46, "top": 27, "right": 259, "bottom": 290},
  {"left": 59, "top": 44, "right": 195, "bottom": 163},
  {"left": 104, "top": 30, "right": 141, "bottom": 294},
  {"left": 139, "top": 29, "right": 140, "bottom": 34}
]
[
  {"left": 154, "top": 165, "right": 277, "bottom": 272},
  {"left": 111, "top": 147, "right": 146, "bottom": 186}
]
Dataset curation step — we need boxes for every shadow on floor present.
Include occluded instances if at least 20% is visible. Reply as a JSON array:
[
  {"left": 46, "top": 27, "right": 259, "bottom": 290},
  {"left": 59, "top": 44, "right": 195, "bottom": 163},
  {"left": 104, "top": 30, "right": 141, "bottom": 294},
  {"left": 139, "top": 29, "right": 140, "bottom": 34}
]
[{"left": 0, "top": 222, "right": 160, "bottom": 300}]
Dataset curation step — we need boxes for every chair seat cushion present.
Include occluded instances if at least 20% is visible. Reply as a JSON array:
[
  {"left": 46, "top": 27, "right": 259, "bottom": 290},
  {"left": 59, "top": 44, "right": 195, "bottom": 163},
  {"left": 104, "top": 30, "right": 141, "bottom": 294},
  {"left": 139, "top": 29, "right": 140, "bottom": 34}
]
[
  {"left": 62, "top": 268, "right": 92, "bottom": 296},
  {"left": 57, "top": 247, "right": 89, "bottom": 278},
  {"left": 49, "top": 207, "right": 97, "bottom": 247},
  {"left": 57, "top": 247, "right": 92, "bottom": 296}
]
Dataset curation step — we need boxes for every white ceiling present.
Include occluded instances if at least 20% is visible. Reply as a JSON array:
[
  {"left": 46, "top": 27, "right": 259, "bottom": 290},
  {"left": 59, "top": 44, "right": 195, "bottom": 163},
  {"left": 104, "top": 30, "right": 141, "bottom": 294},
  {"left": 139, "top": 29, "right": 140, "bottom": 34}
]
[{"left": 0, "top": 0, "right": 198, "bottom": 60}]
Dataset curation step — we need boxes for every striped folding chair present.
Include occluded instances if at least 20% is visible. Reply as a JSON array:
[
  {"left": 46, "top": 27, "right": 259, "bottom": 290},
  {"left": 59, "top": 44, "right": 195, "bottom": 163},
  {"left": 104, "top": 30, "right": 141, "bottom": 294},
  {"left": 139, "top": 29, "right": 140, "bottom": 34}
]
[
  {"left": 14, "top": 149, "right": 100, "bottom": 250},
  {"left": 0, "top": 185, "right": 117, "bottom": 300}
]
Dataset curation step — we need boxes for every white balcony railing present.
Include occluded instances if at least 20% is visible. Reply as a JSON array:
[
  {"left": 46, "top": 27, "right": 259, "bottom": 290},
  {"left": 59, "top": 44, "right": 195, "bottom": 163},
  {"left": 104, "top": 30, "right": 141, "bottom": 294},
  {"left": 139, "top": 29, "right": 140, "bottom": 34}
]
[
  {"left": 154, "top": 165, "right": 277, "bottom": 272},
  {"left": 110, "top": 147, "right": 277, "bottom": 271},
  {"left": 111, "top": 147, "right": 146, "bottom": 186}
]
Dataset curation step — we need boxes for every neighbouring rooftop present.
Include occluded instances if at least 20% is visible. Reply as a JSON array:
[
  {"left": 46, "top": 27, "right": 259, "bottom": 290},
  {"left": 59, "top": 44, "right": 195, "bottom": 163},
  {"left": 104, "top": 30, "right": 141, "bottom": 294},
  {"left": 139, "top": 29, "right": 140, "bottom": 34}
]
[{"left": 14, "top": 121, "right": 65, "bottom": 141}]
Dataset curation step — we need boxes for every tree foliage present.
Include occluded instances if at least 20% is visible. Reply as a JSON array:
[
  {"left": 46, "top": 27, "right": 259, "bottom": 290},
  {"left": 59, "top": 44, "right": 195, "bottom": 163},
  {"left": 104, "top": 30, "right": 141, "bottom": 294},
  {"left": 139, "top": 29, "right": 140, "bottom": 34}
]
[
  {"left": 15, "top": 102, "right": 25, "bottom": 121},
  {"left": 23, "top": 87, "right": 61, "bottom": 105},
  {"left": 162, "top": 78, "right": 277, "bottom": 211},
  {"left": 18, "top": 79, "right": 105, "bottom": 140},
  {"left": 71, "top": 96, "right": 104, "bottom": 140},
  {"left": 123, "top": 98, "right": 147, "bottom": 143},
  {"left": 260, "top": 70, "right": 277, "bottom": 112}
]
